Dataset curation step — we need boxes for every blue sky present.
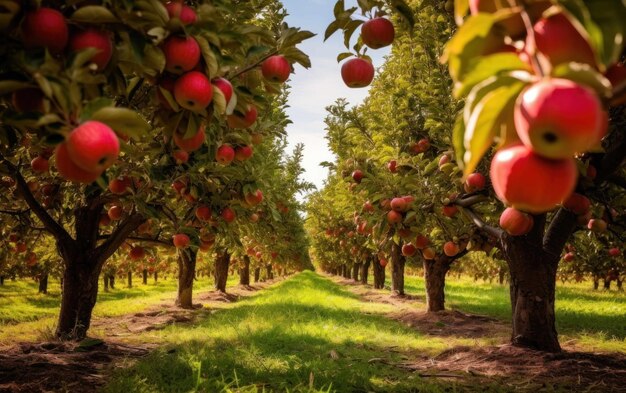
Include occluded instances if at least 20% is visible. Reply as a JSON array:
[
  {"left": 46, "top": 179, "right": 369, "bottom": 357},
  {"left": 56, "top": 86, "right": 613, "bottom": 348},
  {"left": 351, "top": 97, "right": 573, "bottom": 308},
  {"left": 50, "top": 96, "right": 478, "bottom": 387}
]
[{"left": 280, "top": 0, "right": 390, "bottom": 194}]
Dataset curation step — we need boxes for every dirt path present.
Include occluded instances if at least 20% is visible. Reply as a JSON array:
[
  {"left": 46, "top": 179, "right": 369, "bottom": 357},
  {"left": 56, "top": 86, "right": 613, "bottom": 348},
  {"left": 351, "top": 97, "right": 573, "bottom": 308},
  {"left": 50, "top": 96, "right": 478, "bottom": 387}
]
[
  {"left": 329, "top": 275, "right": 626, "bottom": 392},
  {"left": 0, "top": 278, "right": 285, "bottom": 393}
]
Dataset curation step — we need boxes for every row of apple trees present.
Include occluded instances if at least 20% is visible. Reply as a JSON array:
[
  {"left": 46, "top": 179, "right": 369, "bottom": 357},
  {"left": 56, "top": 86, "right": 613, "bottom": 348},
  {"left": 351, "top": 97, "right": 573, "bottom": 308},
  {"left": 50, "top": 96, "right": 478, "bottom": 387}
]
[{"left": 307, "top": 0, "right": 625, "bottom": 352}]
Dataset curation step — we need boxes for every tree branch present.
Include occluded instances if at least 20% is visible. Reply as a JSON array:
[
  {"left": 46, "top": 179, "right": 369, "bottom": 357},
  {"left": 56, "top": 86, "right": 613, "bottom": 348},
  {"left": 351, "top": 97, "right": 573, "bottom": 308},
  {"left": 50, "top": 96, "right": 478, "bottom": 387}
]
[
  {"left": 461, "top": 207, "right": 504, "bottom": 239},
  {"left": 227, "top": 48, "right": 279, "bottom": 80},
  {"left": 0, "top": 208, "right": 29, "bottom": 216},
  {"left": 543, "top": 208, "right": 578, "bottom": 259},
  {"left": 95, "top": 212, "right": 146, "bottom": 264},
  {"left": 455, "top": 194, "right": 489, "bottom": 208}
]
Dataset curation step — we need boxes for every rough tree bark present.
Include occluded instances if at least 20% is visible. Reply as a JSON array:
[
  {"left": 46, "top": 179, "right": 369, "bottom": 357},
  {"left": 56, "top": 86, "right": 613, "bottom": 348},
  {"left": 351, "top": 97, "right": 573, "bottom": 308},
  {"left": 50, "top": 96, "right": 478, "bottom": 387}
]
[
  {"left": 352, "top": 262, "right": 361, "bottom": 281},
  {"left": 0, "top": 276, "right": 4, "bottom": 286},
  {"left": 390, "top": 242, "right": 405, "bottom": 296},
  {"left": 153, "top": 271, "right": 158, "bottom": 283},
  {"left": 360, "top": 258, "right": 370, "bottom": 285},
  {"left": 498, "top": 267, "right": 506, "bottom": 285},
  {"left": 103, "top": 274, "right": 109, "bottom": 292},
  {"left": 266, "top": 264, "right": 273, "bottom": 280},
  {"left": 142, "top": 269, "right": 148, "bottom": 285},
  {"left": 593, "top": 276, "right": 600, "bottom": 290},
  {"left": 240, "top": 256, "right": 250, "bottom": 286},
  {"left": 254, "top": 267, "right": 261, "bottom": 283},
  {"left": 127, "top": 271, "right": 132, "bottom": 288},
  {"left": 372, "top": 257, "right": 385, "bottom": 289},
  {"left": 38, "top": 273, "right": 48, "bottom": 294},
  {"left": 214, "top": 250, "right": 230, "bottom": 292},
  {"left": 603, "top": 278, "right": 612, "bottom": 290},
  {"left": 109, "top": 275, "right": 115, "bottom": 290},
  {"left": 617, "top": 278, "right": 623, "bottom": 291},
  {"left": 423, "top": 256, "right": 452, "bottom": 312},
  {"left": 343, "top": 264, "right": 351, "bottom": 279},
  {"left": 176, "top": 249, "right": 197, "bottom": 308}
]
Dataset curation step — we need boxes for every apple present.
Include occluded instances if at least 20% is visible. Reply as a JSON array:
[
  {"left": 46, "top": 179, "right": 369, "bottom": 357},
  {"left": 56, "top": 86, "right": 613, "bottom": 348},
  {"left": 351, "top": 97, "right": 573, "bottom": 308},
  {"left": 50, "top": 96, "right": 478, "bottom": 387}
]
[
  {"left": 172, "top": 150, "right": 189, "bottom": 164},
  {"left": 130, "top": 246, "right": 145, "bottom": 261},
  {"left": 515, "top": 78, "right": 605, "bottom": 159},
  {"left": 402, "top": 243, "right": 417, "bottom": 257},
  {"left": 422, "top": 247, "right": 436, "bottom": 260},
  {"left": 212, "top": 77, "right": 234, "bottom": 104},
  {"left": 499, "top": 207, "right": 534, "bottom": 236},
  {"left": 605, "top": 62, "right": 626, "bottom": 88},
  {"left": 109, "top": 176, "right": 132, "bottom": 194},
  {"left": 54, "top": 143, "right": 101, "bottom": 183},
  {"left": 415, "top": 234, "right": 429, "bottom": 249},
  {"left": 31, "top": 156, "right": 49, "bottom": 173},
  {"left": 387, "top": 160, "right": 397, "bottom": 173},
  {"left": 69, "top": 28, "right": 113, "bottom": 70},
  {"left": 533, "top": 13, "right": 597, "bottom": 69},
  {"left": 563, "top": 193, "right": 590, "bottom": 215},
  {"left": 21, "top": 8, "right": 68, "bottom": 54},
  {"left": 221, "top": 207, "right": 236, "bottom": 223},
  {"left": 250, "top": 133, "right": 263, "bottom": 145},
  {"left": 390, "top": 197, "right": 408, "bottom": 212},
  {"left": 464, "top": 172, "right": 486, "bottom": 193},
  {"left": 245, "top": 189, "right": 263, "bottom": 206},
  {"left": 361, "top": 17, "right": 395, "bottom": 49},
  {"left": 352, "top": 170, "right": 364, "bottom": 184},
  {"left": 227, "top": 105, "right": 258, "bottom": 128},
  {"left": 442, "top": 205, "right": 458, "bottom": 217},
  {"left": 15, "top": 242, "right": 27, "bottom": 253},
  {"left": 162, "top": 35, "right": 200, "bottom": 74},
  {"left": 438, "top": 154, "right": 451, "bottom": 169},
  {"left": 608, "top": 248, "right": 621, "bottom": 257},
  {"left": 587, "top": 218, "right": 607, "bottom": 232},
  {"left": 250, "top": 213, "right": 259, "bottom": 222},
  {"left": 379, "top": 258, "right": 388, "bottom": 267},
  {"left": 386, "top": 210, "right": 403, "bottom": 224},
  {"left": 12, "top": 88, "right": 45, "bottom": 113},
  {"left": 173, "top": 233, "right": 190, "bottom": 248},
  {"left": 165, "top": 2, "right": 197, "bottom": 24},
  {"left": 563, "top": 252, "right": 575, "bottom": 262},
  {"left": 216, "top": 144, "right": 235, "bottom": 165},
  {"left": 443, "top": 241, "right": 459, "bottom": 257},
  {"left": 341, "top": 58, "right": 375, "bottom": 88},
  {"left": 363, "top": 201, "right": 374, "bottom": 212},
  {"left": 195, "top": 206, "right": 212, "bottom": 221},
  {"left": 235, "top": 145, "right": 253, "bottom": 161},
  {"left": 261, "top": 55, "right": 291, "bottom": 83},
  {"left": 174, "top": 71, "right": 213, "bottom": 112},
  {"left": 66, "top": 121, "right": 119, "bottom": 173},
  {"left": 490, "top": 144, "right": 577, "bottom": 213},
  {"left": 173, "top": 125, "right": 205, "bottom": 152}
]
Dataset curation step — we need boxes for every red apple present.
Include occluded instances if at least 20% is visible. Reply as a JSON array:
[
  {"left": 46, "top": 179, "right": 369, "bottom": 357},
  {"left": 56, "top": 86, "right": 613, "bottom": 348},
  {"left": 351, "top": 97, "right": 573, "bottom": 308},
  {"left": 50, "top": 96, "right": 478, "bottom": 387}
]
[
  {"left": 533, "top": 13, "right": 597, "bottom": 69},
  {"left": 174, "top": 71, "right": 213, "bottom": 112},
  {"left": 386, "top": 210, "right": 403, "bottom": 224},
  {"left": 234, "top": 145, "right": 253, "bottom": 161},
  {"left": 130, "top": 246, "right": 145, "bottom": 260},
  {"left": 438, "top": 154, "right": 451, "bottom": 168},
  {"left": 54, "top": 143, "right": 101, "bottom": 183},
  {"left": 12, "top": 88, "right": 45, "bottom": 113},
  {"left": 21, "top": 8, "right": 68, "bottom": 54},
  {"left": 245, "top": 189, "right": 263, "bottom": 206},
  {"left": 221, "top": 207, "right": 236, "bottom": 223},
  {"left": 165, "top": 2, "right": 197, "bottom": 24},
  {"left": 341, "top": 58, "right": 375, "bottom": 88},
  {"left": 261, "top": 55, "right": 291, "bottom": 83},
  {"left": 499, "top": 207, "right": 534, "bottom": 236},
  {"left": 109, "top": 176, "right": 132, "bottom": 194},
  {"left": 422, "top": 247, "right": 436, "bottom": 260},
  {"left": 515, "top": 78, "right": 605, "bottom": 159},
  {"left": 227, "top": 105, "right": 258, "bottom": 128},
  {"left": 415, "top": 234, "right": 430, "bottom": 249},
  {"left": 162, "top": 35, "right": 200, "bottom": 74},
  {"left": 195, "top": 205, "right": 212, "bottom": 221},
  {"left": 173, "top": 233, "right": 190, "bottom": 248},
  {"left": 212, "top": 77, "right": 234, "bottom": 104},
  {"left": 361, "top": 17, "right": 395, "bottom": 49},
  {"left": 442, "top": 205, "right": 458, "bottom": 217},
  {"left": 402, "top": 243, "right": 417, "bottom": 257},
  {"left": 390, "top": 197, "right": 408, "bottom": 212},
  {"left": 608, "top": 248, "right": 621, "bottom": 257},
  {"left": 352, "top": 170, "right": 364, "bottom": 184},
  {"left": 31, "top": 156, "right": 49, "bottom": 173},
  {"left": 443, "top": 241, "right": 460, "bottom": 257},
  {"left": 250, "top": 213, "right": 259, "bottom": 222},
  {"left": 216, "top": 144, "right": 235, "bottom": 165},
  {"left": 174, "top": 125, "right": 205, "bottom": 152},
  {"left": 490, "top": 144, "right": 577, "bottom": 213},
  {"left": 587, "top": 218, "right": 607, "bottom": 232},
  {"left": 69, "top": 28, "right": 113, "bottom": 70},
  {"left": 464, "top": 172, "right": 486, "bottom": 193},
  {"left": 563, "top": 193, "right": 590, "bottom": 215},
  {"left": 250, "top": 133, "right": 263, "bottom": 145},
  {"left": 108, "top": 205, "right": 123, "bottom": 220},
  {"left": 563, "top": 252, "right": 575, "bottom": 262},
  {"left": 172, "top": 150, "right": 189, "bottom": 164},
  {"left": 387, "top": 160, "right": 397, "bottom": 173},
  {"left": 605, "top": 62, "right": 626, "bottom": 88},
  {"left": 379, "top": 258, "right": 388, "bottom": 267},
  {"left": 66, "top": 121, "right": 119, "bottom": 173}
]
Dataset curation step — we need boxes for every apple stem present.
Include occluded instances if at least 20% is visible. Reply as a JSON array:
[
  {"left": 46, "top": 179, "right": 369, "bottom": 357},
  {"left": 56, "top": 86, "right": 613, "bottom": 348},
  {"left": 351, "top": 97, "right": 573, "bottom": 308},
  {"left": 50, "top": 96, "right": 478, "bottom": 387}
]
[{"left": 228, "top": 48, "right": 280, "bottom": 80}]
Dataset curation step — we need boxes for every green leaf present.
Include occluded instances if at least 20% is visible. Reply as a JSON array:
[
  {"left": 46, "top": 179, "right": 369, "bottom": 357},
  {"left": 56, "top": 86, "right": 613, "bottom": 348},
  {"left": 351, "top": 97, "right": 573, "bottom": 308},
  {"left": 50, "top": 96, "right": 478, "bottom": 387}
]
[
  {"left": 0, "top": 81, "right": 32, "bottom": 95},
  {"left": 551, "top": 62, "right": 612, "bottom": 100},
  {"left": 343, "top": 19, "right": 363, "bottom": 49},
  {"left": 334, "top": 0, "right": 345, "bottom": 18},
  {"left": 324, "top": 19, "right": 343, "bottom": 41},
  {"left": 80, "top": 97, "right": 114, "bottom": 122},
  {"left": 90, "top": 107, "right": 151, "bottom": 138},
  {"left": 454, "top": 0, "right": 469, "bottom": 25},
  {"left": 212, "top": 85, "right": 227, "bottom": 115},
  {"left": 454, "top": 53, "right": 531, "bottom": 98},
  {"left": 337, "top": 52, "right": 354, "bottom": 62},
  {"left": 71, "top": 6, "right": 118, "bottom": 23},
  {"left": 196, "top": 36, "right": 218, "bottom": 77}
]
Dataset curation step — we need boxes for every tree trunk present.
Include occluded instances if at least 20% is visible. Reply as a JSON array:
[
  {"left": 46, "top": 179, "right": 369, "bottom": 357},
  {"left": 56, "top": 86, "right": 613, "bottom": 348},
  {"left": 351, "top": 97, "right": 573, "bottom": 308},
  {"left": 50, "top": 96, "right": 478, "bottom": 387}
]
[
  {"left": 373, "top": 257, "right": 385, "bottom": 289},
  {"left": 127, "top": 271, "right": 132, "bottom": 288},
  {"left": 154, "top": 271, "right": 158, "bottom": 283},
  {"left": 593, "top": 276, "right": 600, "bottom": 290},
  {"left": 423, "top": 257, "right": 451, "bottom": 312},
  {"left": 214, "top": 250, "right": 230, "bottom": 292},
  {"left": 603, "top": 278, "right": 611, "bottom": 290},
  {"left": 38, "top": 273, "right": 48, "bottom": 294},
  {"left": 254, "top": 267, "right": 261, "bottom": 283},
  {"left": 360, "top": 259, "right": 370, "bottom": 285},
  {"left": 176, "top": 249, "right": 197, "bottom": 308},
  {"left": 142, "top": 269, "right": 148, "bottom": 285},
  {"left": 498, "top": 267, "right": 506, "bottom": 285},
  {"left": 617, "top": 278, "right": 623, "bottom": 291},
  {"left": 343, "top": 264, "right": 351, "bottom": 279},
  {"left": 391, "top": 242, "right": 405, "bottom": 296},
  {"left": 240, "top": 256, "right": 250, "bottom": 286},
  {"left": 266, "top": 264, "right": 273, "bottom": 280},
  {"left": 0, "top": 276, "right": 4, "bottom": 286},
  {"left": 352, "top": 262, "right": 361, "bottom": 281},
  {"left": 103, "top": 274, "right": 109, "bottom": 292},
  {"left": 109, "top": 275, "right": 115, "bottom": 289}
]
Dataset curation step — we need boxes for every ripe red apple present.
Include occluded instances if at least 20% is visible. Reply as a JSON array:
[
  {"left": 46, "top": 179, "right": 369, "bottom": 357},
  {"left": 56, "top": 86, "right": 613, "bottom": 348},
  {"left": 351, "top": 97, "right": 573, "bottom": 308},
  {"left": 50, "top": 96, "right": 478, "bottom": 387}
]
[
  {"left": 402, "top": 243, "right": 417, "bottom": 257},
  {"left": 66, "top": 121, "right": 119, "bottom": 172},
  {"left": 12, "top": 88, "right": 45, "bottom": 113},
  {"left": 533, "top": 13, "right": 597, "bottom": 69},
  {"left": 69, "top": 28, "right": 113, "bottom": 70},
  {"left": 499, "top": 207, "right": 534, "bottom": 236},
  {"left": 227, "top": 105, "right": 258, "bottom": 128},
  {"left": 109, "top": 176, "right": 132, "bottom": 194},
  {"left": 130, "top": 246, "right": 145, "bottom": 260},
  {"left": 438, "top": 154, "right": 451, "bottom": 169},
  {"left": 341, "top": 58, "right": 375, "bottom": 88},
  {"left": 216, "top": 144, "right": 235, "bottom": 165},
  {"left": 261, "top": 55, "right": 291, "bottom": 83},
  {"left": 442, "top": 205, "right": 458, "bottom": 217},
  {"left": 195, "top": 205, "right": 212, "bottom": 221},
  {"left": 363, "top": 201, "right": 374, "bottom": 212},
  {"left": 173, "top": 233, "right": 190, "bottom": 248},
  {"left": 15, "top": 242, "right": 27, "bottom": 253},
  {"left": 352, "top": 170, "right": 364, "bottom": 184},
  {"left": 605, "top": 62, "right": 626, "bottom": 88},
  {"left": 174, "top": 71, "right": 213, "bottom": 112},
  {"left": 31, "top": 156, "right": 49, "bottom": 173},
  {"left": 387, "top": 160, "right": 397, "bottom": 173},
  {"left": 54, "top": 143, "right": 101, "bottom": 183},
  {"left": 250, "top": 213, "right": 259, "bottom": 222},
  {"left": 490, "top": 144, "right": 577, "bottom": 213},
  {"left": 21, "top": 8, "right": 68, "bottom": 54},
  {"left": 563, "top": 252, "right": 575, "bottom": 262},
  {"left": 245, "top": 189, "right": 263, "bottom": 206},
  {"left": 250, "top": 133, "right": 263, "bottom": 145},
  {"left": 173, "top": 125, "right": 205, "bottom": 152},
  {"left": 515, "top": 78, "right": 605, "bottom": 159},
  {"left": 379, "top": 258, "right": 388, "bottom": 267},
  {"left": 165, "top": 2, "right": 197, "bottom": 24},
  {"left": 361, "top": 17, "right": 395, "bottom": 49},
  {"left": 108, "top": 205, "right": 123, "bottom": 220},
  {"left": 422, "top": 247, "right": 436, "bottom": 260},
  {"left": 563, "top": 193, "right": 590, "bottom": 215},
  {"left": 172, "top": 150, "right": 189, "bottom": 164},
  {"left": 415, "top": 234, "right": 430, "bottom": 249},
  {"left": 235, "top": 145, "right": 253, "bottom": 161},
  {"left": 608, "top": 248, "right": 621, "bottom": 257},
  {"left": 212, "top": 77, "right": 234, "bottom": 104},
  {"left": 221, "top": 207, "right": 236, "bottom": 223},
  {"left": 162, "top": 35, "right": 200, "bottom": 74},
  {"left": 464, "top": 172, "right": 486, "bottom": 193},
  {"left": 444, "top": 241, "right": 460, "bottom": 257},
  {"left": 387, "top": 210, "right": 403, "bottom": 224},
  {"left": 587, "top": 218, "right": 607, "bottom": 232},
  {"left": 390, "top": 197, "right": 408, "bottom": 212}
]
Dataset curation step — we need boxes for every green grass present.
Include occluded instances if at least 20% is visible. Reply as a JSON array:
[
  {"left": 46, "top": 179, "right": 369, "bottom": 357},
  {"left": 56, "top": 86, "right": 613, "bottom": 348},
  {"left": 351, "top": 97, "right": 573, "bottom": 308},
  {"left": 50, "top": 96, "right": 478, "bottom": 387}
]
[
  {"left": 404, "top": 275, "right": 626, "bottom": 353},
  {"left": 104, "top": 271, "right": 481, "bottom": 393}
]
